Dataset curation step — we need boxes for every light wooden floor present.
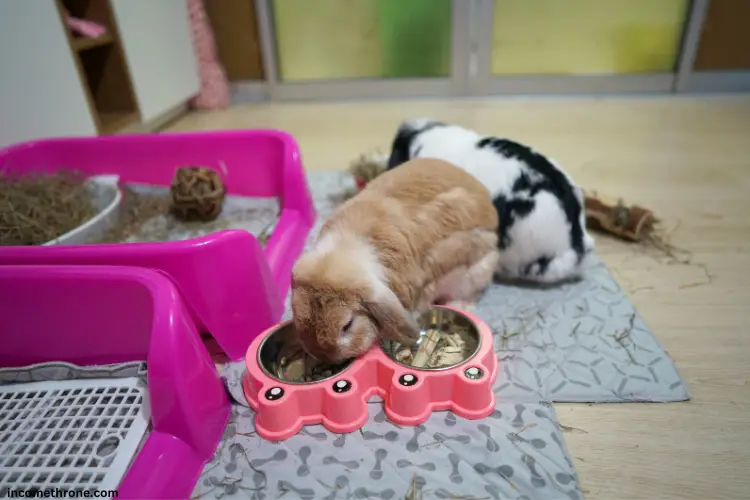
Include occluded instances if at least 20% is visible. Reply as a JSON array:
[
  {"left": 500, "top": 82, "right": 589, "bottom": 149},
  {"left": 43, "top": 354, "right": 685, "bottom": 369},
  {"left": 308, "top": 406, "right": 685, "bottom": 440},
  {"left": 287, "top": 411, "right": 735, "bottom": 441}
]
[{"left": 168, "top": 95, "right": 750, "bottom": 500}]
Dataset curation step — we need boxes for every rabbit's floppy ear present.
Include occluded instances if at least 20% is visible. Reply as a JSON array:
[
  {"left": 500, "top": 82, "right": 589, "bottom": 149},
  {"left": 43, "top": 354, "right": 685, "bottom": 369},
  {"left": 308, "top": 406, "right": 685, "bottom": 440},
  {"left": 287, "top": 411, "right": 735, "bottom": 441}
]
[{"left": 364, "top": 284, "right": 420, "bottom": 345}]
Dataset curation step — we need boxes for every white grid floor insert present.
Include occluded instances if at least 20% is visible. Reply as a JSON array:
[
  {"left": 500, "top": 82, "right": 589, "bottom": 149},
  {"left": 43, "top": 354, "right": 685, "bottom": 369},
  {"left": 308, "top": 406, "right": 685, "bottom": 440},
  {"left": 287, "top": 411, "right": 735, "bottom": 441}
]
[{"left": 0, "top": 377, "right": 149, "bottom": 495}]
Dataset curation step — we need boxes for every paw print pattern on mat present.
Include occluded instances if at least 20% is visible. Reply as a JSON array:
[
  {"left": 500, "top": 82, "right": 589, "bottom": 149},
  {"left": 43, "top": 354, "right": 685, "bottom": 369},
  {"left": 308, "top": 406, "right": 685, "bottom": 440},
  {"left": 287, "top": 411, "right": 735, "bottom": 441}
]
[{"left": 195, "top": 401, "right": 583, "bottom": 500}]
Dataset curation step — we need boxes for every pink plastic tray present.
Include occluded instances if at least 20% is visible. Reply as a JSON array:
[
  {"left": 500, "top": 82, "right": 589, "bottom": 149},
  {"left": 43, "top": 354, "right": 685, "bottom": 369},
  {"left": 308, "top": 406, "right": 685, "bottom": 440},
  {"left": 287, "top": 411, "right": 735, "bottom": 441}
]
[
  {"left": 243, "top": 306, "right": 498, "bottom": 441},
  {"left": 0, "top": 265, "right": 230, "bottom": 498},
  {"left": 0, "top": 130, "right": 316, "bottom": 361}
]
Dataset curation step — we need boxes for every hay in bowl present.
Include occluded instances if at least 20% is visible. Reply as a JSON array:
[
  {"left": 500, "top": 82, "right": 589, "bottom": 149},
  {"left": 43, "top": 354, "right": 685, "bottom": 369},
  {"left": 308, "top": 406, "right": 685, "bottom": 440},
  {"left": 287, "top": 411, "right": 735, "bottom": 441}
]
[
  {"left": 258, "top": 322, "right": 354, "bottom": 384},
  {"left": 0, "top": 170, "right": 99, "bottom": 246},
  {"left": 381, "top": 307, "right": 481, "bottom": 370}
]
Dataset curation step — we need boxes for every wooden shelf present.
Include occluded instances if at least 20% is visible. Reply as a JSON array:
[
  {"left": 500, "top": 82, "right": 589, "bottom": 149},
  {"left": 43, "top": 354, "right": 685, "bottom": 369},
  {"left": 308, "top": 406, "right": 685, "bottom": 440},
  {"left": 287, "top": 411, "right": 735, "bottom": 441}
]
[
  {"left": 99, "top": 111, "right": 139, "bottom": 134},
  {"left": 56, "top": 0, "right": 140, "bottom": 135},
  {"left": 72, "top": 33, "right": 114, "bottom": 52}
]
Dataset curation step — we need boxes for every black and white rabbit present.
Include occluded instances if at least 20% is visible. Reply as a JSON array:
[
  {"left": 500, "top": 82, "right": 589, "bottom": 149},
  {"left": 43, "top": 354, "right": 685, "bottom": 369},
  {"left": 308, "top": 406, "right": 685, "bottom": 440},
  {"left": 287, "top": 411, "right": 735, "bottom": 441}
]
[{"left": 386, "top": 118, "right": 595, "bottom": 284}]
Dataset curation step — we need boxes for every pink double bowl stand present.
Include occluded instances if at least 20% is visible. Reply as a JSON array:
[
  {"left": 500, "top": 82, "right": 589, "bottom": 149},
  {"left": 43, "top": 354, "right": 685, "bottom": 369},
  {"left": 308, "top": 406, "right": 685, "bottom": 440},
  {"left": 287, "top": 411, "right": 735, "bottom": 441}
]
[
  {"left": 243, "top": 306, "right": 499, "bottom": 441},
  {"left": 0, "top": 130, "right": 316, "bottom": 498}
]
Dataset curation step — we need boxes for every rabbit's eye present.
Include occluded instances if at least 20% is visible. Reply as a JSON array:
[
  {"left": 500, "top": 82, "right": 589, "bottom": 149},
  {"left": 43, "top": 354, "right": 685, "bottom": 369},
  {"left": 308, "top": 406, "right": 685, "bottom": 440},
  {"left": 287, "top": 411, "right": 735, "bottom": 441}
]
[{"left": 342, "top": 318, "right": 354, "bottom": 332}]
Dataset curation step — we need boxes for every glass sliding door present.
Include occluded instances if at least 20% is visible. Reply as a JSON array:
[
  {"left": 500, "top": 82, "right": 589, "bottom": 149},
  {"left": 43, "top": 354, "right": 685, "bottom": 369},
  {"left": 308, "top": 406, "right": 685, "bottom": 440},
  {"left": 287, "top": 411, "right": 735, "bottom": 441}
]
[
  {"left": 256, "top": 0, "right": 468, "bottom": 100},
  {"left": 252, "top": 0, "right": 727, "bottom": 100},
  {"left": 472, "top": 0, "right": 691, "bottom": 95}
]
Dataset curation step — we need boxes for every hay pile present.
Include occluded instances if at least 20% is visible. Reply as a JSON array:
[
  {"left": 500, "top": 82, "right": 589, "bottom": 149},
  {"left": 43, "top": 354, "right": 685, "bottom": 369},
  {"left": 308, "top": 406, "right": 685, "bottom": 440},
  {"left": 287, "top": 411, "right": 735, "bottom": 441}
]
[{"left": 0, "top": 171, "right": 97, "bottom": 246}]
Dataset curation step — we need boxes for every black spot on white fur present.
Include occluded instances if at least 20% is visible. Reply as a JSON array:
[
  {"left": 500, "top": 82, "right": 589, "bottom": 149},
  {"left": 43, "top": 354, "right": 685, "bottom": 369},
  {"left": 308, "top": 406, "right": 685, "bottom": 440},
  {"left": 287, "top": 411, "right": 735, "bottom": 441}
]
[
  {"left": 477, "top": 137, "right": 587, "bottom": 263},
  {"left": 387, "top": 120, "right": 445, "bottom": 170},
  {"left": 522, "top": 256, "right": 553, "bottom": 277},
  {"left": 492, "top": 195, "right": 534, "bottom": 250}
]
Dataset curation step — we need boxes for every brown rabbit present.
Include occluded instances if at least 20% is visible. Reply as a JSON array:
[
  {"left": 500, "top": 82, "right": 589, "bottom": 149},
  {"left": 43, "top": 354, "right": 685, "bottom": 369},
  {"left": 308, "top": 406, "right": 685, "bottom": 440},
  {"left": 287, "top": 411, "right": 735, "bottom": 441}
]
[{"left": 291, "top": 158, "right": 500, "bottom": 363}]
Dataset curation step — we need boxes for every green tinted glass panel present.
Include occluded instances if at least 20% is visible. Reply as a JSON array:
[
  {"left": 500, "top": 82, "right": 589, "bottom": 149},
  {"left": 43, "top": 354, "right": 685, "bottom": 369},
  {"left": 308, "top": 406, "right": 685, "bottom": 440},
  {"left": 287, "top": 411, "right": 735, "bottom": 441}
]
[
  {"left": 491, "top": 0, "right": 689, "bottom": 75},
  {"left": 272, "top": 0, "right": 452, "bottom": 81}
]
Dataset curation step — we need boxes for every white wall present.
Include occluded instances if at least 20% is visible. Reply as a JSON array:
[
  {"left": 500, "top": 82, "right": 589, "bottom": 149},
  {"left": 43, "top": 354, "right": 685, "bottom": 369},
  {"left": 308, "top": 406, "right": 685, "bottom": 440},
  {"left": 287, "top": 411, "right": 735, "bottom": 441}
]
[
  {"left": 112, "top": 0, "right": 200, "bottom": 122},
  {"left": 0, "top": 1, "right": 96, "bottom": 150}
]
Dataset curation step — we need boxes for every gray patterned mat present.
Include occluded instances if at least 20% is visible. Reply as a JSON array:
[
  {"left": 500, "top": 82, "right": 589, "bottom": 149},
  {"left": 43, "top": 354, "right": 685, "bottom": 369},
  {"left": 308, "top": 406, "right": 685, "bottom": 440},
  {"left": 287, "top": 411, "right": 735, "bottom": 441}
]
[
  {"left": 194, "top": 400, "right": 581, "bottom": 500},
  {"left": 478, "top": 262, "right": 688, "bottom": 403}
]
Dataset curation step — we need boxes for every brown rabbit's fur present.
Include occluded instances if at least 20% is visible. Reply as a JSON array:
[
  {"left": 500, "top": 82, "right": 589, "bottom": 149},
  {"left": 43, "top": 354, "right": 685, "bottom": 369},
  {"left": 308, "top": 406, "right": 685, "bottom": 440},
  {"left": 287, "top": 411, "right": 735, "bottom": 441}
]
[{"left": 291, "top": 158, "right": 499, "bottom": 363}]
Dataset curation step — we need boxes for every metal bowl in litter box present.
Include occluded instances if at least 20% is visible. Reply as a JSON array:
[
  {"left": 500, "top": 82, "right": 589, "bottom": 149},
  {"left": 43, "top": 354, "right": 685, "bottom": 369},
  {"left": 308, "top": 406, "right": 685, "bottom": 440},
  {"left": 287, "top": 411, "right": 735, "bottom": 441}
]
[{"left": 243, "top": 306, "right": 499, "bottom": 441}]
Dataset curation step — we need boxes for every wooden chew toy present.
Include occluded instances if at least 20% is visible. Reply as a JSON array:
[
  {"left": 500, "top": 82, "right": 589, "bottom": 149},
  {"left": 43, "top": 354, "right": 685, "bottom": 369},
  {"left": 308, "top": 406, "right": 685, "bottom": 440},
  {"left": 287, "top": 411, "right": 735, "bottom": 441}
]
[{"left": 584, "top": 191, "right": 655, "bottom": 242}]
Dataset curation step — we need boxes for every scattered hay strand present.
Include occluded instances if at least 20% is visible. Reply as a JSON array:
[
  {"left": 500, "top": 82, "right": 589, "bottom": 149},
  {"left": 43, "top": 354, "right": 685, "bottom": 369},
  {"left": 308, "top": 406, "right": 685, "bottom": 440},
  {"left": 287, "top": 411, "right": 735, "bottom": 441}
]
[
  {"left": 404, "top": 473, "right": 421, "bottom": 500},
  {"left": 640, "top": 219, "right": 693, "bottom": 265},
  {"left": 0, "top": 170, "right": 97, "bottom": 246},
  {"left": 498, "top": 329, "right": 521, "bottom": 352},
  {"left": 559, "top": 424, "right": 589, "bottom": 434},
  {"left": 511, "top": 423, "right": 538, "bottom": 437},
  {"left": 584, "top": 190, "right": 695, "bottom": 263},
  {"left": 610, "top": 313, "right": 640, "bottom": 365},
  {"left": 584, "top": 190, "right": 715, "bottom": 289},
  {"left": 403, "top": 474, "right": 491, "bottom": 500},
  {"left": 96, "top": 186, "right": 171, "bottom": 244},
  {"left": 257, "top": 219, "right": 275, "bottom": 246}
]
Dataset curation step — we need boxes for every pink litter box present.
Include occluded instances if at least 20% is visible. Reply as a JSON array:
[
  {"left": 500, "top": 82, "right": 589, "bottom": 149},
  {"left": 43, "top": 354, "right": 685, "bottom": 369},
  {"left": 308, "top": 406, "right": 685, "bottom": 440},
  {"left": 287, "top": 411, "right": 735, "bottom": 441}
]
[
  {"left": 0, "top": 130, "right": 316, "bottom": 361},
  {"left": 0, "top": 265, "right": 229, "bottom": 499},
  {"left": 243, "top": 306, "right": 499, "bottom": 441}
]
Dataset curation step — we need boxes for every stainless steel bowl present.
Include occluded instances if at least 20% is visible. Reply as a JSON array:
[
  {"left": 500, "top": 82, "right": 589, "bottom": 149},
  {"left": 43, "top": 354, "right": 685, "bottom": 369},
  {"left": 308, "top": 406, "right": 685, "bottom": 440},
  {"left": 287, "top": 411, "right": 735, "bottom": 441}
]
[
  {"left": 380, "top": 307, "right": 481, "bottom": 371},
  {"left": 257, "top": 322, "right": 354, "bottom": 384}
]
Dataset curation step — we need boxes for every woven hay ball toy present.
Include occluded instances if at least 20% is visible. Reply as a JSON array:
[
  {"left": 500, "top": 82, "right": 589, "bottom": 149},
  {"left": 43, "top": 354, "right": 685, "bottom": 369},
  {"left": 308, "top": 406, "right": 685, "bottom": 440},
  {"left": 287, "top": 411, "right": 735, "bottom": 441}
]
[{"left": 170, "top": 166, "right": 226, "bottom": 221}]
